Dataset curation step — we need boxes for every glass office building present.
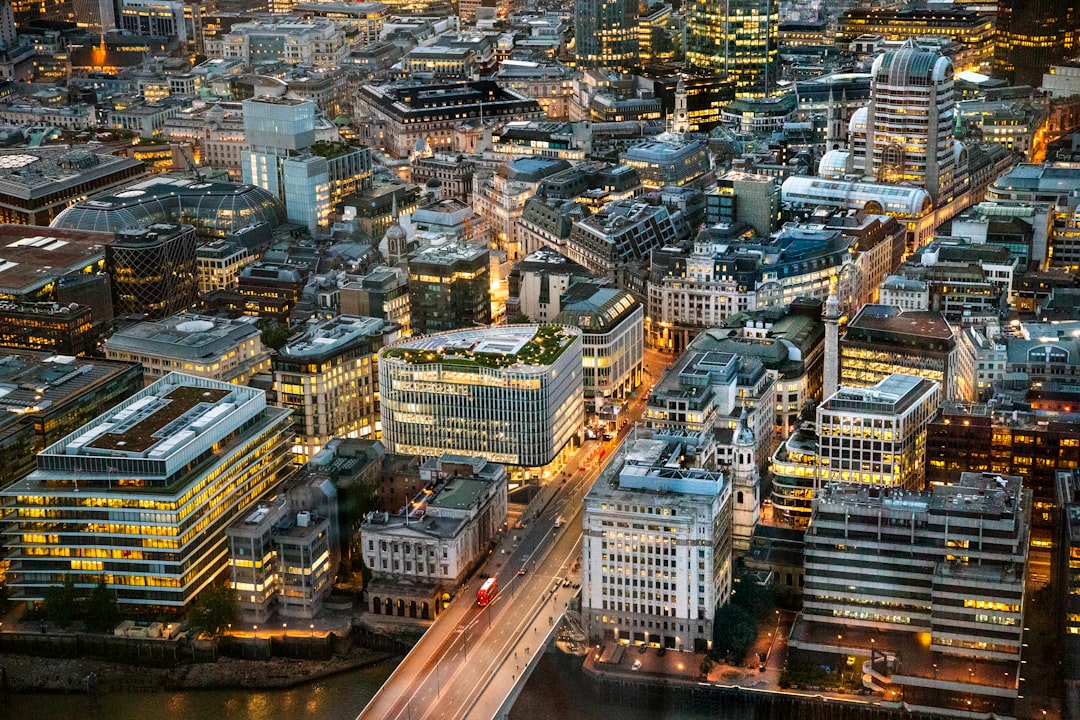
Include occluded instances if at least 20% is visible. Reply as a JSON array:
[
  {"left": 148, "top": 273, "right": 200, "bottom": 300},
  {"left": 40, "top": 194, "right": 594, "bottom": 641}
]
[
  {"left": 0, "top": 373, "right": 293, "bottom": 609},
  {"left": 379, "top": 325, "right": 584, "bottom": 471}
]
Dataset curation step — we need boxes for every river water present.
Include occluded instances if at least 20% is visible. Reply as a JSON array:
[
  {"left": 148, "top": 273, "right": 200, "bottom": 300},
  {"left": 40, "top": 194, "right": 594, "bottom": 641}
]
[{"left": 0, "top": 652, "right": 751, "bottom": 720}]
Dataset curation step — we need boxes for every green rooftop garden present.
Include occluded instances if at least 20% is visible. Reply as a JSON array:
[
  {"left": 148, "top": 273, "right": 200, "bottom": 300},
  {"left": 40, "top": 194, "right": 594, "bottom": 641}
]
[
  {"left": 385, "top": 325, "right": 573, "bottom": 369},
  {"left": 311, "top": 140, "right": 356, "bottom": 160}
]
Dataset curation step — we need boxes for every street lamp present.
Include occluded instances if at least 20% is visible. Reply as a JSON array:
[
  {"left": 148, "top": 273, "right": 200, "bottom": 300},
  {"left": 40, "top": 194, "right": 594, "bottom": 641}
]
[
  {"left": 253, "top": 624, "right": 258, "bottom": 639},
  {"left": 310, "top": 623, "right": 315, "bottom": 638}
]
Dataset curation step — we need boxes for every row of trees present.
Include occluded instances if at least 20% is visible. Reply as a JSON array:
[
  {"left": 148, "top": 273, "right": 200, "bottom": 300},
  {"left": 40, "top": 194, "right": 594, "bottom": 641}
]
[{"left": 40, "top": 578, "right": 240, "bottom": 637}]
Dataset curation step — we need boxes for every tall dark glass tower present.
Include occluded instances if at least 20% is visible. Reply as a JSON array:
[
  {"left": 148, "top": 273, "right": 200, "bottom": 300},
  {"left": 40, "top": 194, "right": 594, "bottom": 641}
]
[
  {"left": 574, "top": 0, "right": 638, "bottom": 70},
  {"left": 686, "top": 0, "right": 779, "bottom": 97},
  {"left": 994, "top": 0, "right": 1079, "bottom": 87}
]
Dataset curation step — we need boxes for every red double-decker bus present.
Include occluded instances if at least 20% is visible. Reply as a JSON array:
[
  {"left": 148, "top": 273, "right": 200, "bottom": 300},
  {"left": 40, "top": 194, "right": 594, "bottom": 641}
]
[{"left": 477, "top": 577, "right": 497, "bottom": 606}]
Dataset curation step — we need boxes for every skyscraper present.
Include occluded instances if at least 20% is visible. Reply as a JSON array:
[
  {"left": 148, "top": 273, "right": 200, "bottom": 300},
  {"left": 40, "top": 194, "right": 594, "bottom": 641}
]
[
  {"left": 685, "top": 0, "right": 779, "bottom": 97},
  {"left": 818, "top": 42, "right": 963, "bottom": 209},
  {"left": 995, "top": 0, "right": 1079, "bottom": 87},
  {"left": 574, "top": 0, "right": 637, "bottom": 70},
  {"left": 865, "top": 42, "right": 959, "bottom": 206}
]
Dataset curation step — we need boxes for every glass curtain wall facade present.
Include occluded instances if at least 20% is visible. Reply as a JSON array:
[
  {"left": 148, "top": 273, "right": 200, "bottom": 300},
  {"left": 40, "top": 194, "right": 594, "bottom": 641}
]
[
  {"left": 379, "top": 326, "right": 584, "bottom": 468},
  {"left": 686, "top": 0, "right": 779, "bottom": 97},
  {"left": 0, "top": 374, "right": 293, "bottom": 609},
  {"left": 574, "top": 0, "right": 638, "bottom": 70}
]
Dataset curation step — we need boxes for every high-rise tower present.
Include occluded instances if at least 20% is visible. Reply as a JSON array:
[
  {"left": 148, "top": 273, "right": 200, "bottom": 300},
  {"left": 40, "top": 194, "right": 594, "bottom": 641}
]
[
  {"left": 574, "top": 0, "right": 638, "bottom": 70},
  {"left": 821, "top": 42, "right": 963, "bottom": 209},
  {"left": 686, "top": 0, "right": 779, "bottom": 97},
  {"left": 995, "top": 0, "right": 1079, "bottom": 87}
]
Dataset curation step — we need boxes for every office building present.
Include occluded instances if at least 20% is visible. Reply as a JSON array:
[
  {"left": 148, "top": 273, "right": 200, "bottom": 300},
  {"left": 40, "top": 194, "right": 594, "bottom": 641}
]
[
  {"left": 706, "top": 172, "right": 779, "bottom": 236},
  {"left": 644, "top": 334, "right": 775, "bottom": 475},
  {"left": 566, "top": 199, "right": 688, "bottom": 280},
  {"left": 1056, "top": 468, "right": 1080, "bottom": 686},
  {"left": 574, "top": 0, "right": 637, "bottom": 70},
  {"left": 241, "top": 97, "right": 371, "bottom": 234},
  {"left": 619, "top": 137, "right": 710, "bottom": 189},
  {"left": 104, "top": 313, "right": 269, "bottom": 385},
  {"left": 228, "top": 488, "right": 336, "bottom": 621},
  {"left": 340, "top": 266, "right": 411, "bottom": 337},
  {"left": 536, "top": 162, "right": 642, "bottom": 210},
  {"left": 107, "top": 224, "right": 198, "bottom": 320},
  {"left": 820, "top": 42, "right": 961, "bottom": 207},
  {"left": 686, "top": 0, "right": 779, "bottom": 97},
  {"left": 983, "top": 162, "right": 1080, "bottom": 271},
  {"left": 291, "top": 1, "right": 389, "bottom": 44},
  {"left": 879, "top": 239, "right": 1015, "bottom": 331},
  {"left": 582, "top": 431, "right": 733, "bottom": 652},
  {"left": 493, "top": 62, "right": 577, "bottom": 122},
  {"left": 236, "top": 263, "right": 309, "bottom": 325},
  {"left": 354, "top": 81, "right": 544, "bottom": 158},
  {"left": 52, "top": 176, "right": 286, "bottom": 242},
  {"left": 648, "top": 218, "right": 899, "bottom": 353},
  {"left": 555, "top": 282, "right": 643, "bottom": 411},
  {"left": 410, "top": 155, "right": 474, "bottom": 203},
  {"left": 837, "top": 8, "right": 995, "bottom": 71},
  {"left": 714, "top": 302, "right": 825, "bottom": 440},
  {"left": 817, "top": 374, "right": 940, "bottom": 489},
  {"left": 770, "top": 373, "right": 940, "bottom": 526},
  {"left": 472, "top": 157, "right": 571, "bottom": 261},
  {"left": 791, "top": 473, "right": 1030, "bottom": 718},
  {"left": 929, "top": 401, "right": 1080, "bottom": 537},
  {"left": 273, "top": 316, "right": 400, "bottom": 461},
  {"left": 379, "top": 325, "right": 583, "bottom": 474},
  {"left": 209, "top": 18, "right": 348, "bottom": 70},
  {"left": 0, "top": 146, "right": 146, "bottom": 226},
  {"left": 0, "top": 351, "right": 143, "bottom": 490},
  {"left": 407, "top": 241, "right": 490, "bottom": 336},
  {"left": 360, "top": 454, "right": 507, "bottom": 620},
  {"left": 0, "top": 302, "right": 95, "bottom": 357},
  {"left": 512, "top": 247, "right": 592, "bottom": 322},
  {"left": 994, "top": 0, "right": 1079, "bottom": 87},
  {"left": 841, "top": 304, "right": 958, "bottom": 401},
  {"left": 0, "top": 373, "right": 293, "bottom": 609},
  {"left": 196, "top": 241, "right": 253, "bottom": 295}
]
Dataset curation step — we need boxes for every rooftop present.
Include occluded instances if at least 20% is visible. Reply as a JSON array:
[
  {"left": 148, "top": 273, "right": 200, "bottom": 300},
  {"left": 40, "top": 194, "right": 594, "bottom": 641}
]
[
  {"left": 0, "top": 146, "right": 144, "bottom": 200},
  {"left": 383, "top": 324, "right": 578, "bottom": 371},
  {"left": 847, "top": 304, "right": 955, "bottom": 340},
  {"left": 0, "top": 225, "right": 113, "bottom": 296},
  {"left": 0, "top": 351, "right": 137, "bottom": 418},
  {"left": 279, "top": 315, "right": 393, "bottom": 359},
  {"left": 30, "top": 374, "right": 274, "bottom": 480},
  {"left": 822, "top": 373, "right": 938, "bottom": 415},
  {"left": 104, "top": 313, "right": 261, "bottom": 360}
]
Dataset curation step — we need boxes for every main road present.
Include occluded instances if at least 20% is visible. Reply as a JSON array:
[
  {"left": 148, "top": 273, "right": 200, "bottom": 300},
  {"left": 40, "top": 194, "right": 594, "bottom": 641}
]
[{"left": 357, "top": 348, "right": 673, "bottom": 720}]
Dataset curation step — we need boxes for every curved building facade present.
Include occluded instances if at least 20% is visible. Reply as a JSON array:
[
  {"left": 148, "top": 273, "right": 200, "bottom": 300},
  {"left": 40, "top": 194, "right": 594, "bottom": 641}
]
[
  {"left": 379, "top": 325, "right": 583, "bottom": 471},
  {"left": 108, "top": 224, "right": 199, "bottom": 319},
  {"left": 866, "top": 43, "right": 958, "bottom": 206},
  {"left": 51, "top": 177, "right": 285, "bottom": 240}
]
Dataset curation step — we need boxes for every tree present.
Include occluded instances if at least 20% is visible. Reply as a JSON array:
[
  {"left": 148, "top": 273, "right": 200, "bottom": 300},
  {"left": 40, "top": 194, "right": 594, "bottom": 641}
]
[
  {"left": 260, "top": 323, "right": 292, "bottom": 351},
  {"left": 84, "top": 577, "right": 120, "bottom": 633},
  {"left": 711, "top": 602, "right": 756, "bottom": 660},
  {"left": 189, "top": 582, "right": 240, "bottom": 637},
  {"left": 43, "top": 576, "right": 79, "bottom": 629}
]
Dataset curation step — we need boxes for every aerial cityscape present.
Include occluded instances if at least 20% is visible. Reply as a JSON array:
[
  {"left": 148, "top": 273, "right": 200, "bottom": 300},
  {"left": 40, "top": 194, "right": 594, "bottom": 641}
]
[{"left": 0, "top": 0, "right": 1075, "bottom": 718}]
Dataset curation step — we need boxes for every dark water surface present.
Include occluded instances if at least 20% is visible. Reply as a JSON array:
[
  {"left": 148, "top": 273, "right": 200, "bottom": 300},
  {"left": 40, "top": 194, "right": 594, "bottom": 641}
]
[{"left": 0, "top": 651, "right": 754, "bottom": 720}]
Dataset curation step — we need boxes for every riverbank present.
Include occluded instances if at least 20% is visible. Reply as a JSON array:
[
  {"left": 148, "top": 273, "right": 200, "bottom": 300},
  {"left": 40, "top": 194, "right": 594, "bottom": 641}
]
[{"left": 0, "top": 647, "right": 401, "bottom": 694}]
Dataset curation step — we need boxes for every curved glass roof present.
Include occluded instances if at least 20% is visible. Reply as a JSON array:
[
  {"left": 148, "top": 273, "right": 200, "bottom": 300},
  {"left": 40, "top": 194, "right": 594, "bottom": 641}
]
[{"left": 51, "top": 177, "right": 286, "bottom": 238}]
